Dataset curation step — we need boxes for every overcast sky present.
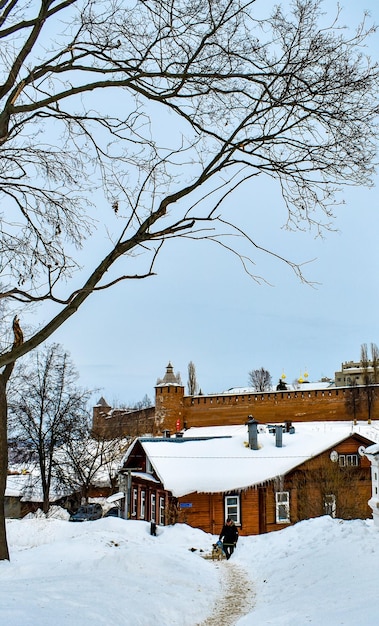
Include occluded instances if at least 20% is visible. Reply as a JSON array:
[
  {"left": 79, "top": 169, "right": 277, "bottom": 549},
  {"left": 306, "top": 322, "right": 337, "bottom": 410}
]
[{"left": 28, "top": 0, "right": 379, "bottom": 407}]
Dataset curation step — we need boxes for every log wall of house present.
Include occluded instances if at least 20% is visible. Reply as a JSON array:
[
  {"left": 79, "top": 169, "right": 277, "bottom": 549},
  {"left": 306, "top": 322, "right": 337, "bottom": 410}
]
[
  {"left": 177, "top": 489, "right": 263, "bottom": 536},
  {"left": 240, "top": 489, "right": 261, "bottom": 535},
  {"left": 176, "top": 492, "right": 222, "bottom": 535},
  {"left": 284, "top": 439, "right": 372, "bottom": 524}
]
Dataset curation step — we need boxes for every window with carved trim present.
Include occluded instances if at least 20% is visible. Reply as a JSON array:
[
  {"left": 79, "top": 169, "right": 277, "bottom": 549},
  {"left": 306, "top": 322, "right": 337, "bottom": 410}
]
[
  {"left": 339, "top": 454, "right": 359, "bottom": 467},
  {"left": 159, "top": 496, "right": 165, "bottom": 525},
  {"left": 140, "top": 490, "right": 146, "bottom": 519},
  {"left": 132, "top": 488, "right": 138, "bottom": 517},
  {"left": 276, "top": 491, "right": 290, "bottom": 523},
  {"left": 150, "top": 493, "right": 156, "bottom": 522},
  {"left": 224, "top": 495, "right": 240, "bottom": 525}
]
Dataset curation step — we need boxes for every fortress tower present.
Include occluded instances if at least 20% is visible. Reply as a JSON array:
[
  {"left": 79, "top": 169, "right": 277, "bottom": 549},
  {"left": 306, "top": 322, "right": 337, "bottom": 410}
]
[{"left": 155, "top": 362, "right": 185, "bottom": 434}]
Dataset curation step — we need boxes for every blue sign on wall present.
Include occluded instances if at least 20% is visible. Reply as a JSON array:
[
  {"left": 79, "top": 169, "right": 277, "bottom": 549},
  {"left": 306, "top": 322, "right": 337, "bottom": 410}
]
[{"left": 180, "top": 503, "right": 193, "bottom": 508}]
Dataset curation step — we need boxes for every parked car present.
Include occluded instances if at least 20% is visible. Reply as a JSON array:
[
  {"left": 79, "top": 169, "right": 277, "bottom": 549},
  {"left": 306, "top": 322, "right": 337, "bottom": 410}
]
[
  {"left": 104, "top": 506, "right": 120, "bottom": 518},
  {"left": 69, "top": 503, "right": 103, "bottom": 522}
]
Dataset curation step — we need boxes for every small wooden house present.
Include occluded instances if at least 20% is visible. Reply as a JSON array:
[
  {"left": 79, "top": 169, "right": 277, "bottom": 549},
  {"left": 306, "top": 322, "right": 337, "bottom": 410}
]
[
  {"left": 119, "top": 421, "right": 377, "bottom": 535},
  {"left": 5, "top": 471, "right": 74, "bottom": 518}
]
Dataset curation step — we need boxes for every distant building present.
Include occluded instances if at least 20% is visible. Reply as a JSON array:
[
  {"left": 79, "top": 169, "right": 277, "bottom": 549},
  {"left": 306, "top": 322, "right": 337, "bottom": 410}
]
[{"left": 335, "top": 360, "right": 379, "bottom": 387}]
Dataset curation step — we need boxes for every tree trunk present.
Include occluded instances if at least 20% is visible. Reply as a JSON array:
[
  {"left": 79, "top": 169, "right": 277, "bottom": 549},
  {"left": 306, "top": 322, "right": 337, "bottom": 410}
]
[
  {"left": 0, "top": 316, "right": 24, "bottom": 559},
  {"left": 0, "top": 375, "right": 10, "bottom": 560}
]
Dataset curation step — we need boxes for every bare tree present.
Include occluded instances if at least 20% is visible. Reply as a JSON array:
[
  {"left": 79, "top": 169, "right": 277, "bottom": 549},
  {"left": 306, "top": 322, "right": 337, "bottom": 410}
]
[
  {"left": 8, "top": 344, "right": 92, "bottom": 514},
  {"left": 293, "top": 456, "right": 368, "bottom": 522},
  {"left": 0, "top": 0, "right": 378, "bottom": 559},
  {"left": 361, "top": 343, "right": 370, "bottom": 386},
  {"left": 345, "top": 380, "right": 362, "bottom": 425},
  {"left": 55, "top": 430, "right": 130, "bottom": 507},
  {"left": 133, "top": 394, "right": 153, "bottom": 410},
  {"left": 361, "top": 342, "right": 378, "bottom": 422},
  {"left": 248, "top": 367, "right": 272, "bottom": 392},
  {"left": 187, "top": 361, "right": 199, "bottom": 396},
  {"left": 371, "top": 342, "right": 379, "bottom": 383}
]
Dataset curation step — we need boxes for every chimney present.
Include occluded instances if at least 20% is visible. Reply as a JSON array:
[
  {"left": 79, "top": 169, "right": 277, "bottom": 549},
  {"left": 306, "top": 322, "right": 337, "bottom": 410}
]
[
  {"left": 275, "top": 425, "right": 283, "bottom": 448},
  {"left": 246, "top": 416, "right": 259, "bottom": 450}
]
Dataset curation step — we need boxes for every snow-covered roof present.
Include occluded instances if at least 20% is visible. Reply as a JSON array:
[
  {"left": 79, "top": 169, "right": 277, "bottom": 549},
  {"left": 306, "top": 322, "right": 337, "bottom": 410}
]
[
  {"left": 5, "top": 472, "right": 69, "bottom": 502},
  {"left": 6, "top": 438, "right": 130, "bottom": 502},
  {"left": 224, "top": 381, "right": 334, "bottom": 394},
  {"left": 365, "top": 443, "right": 379, "bottom": 457},
  {"left": 123, "top": 421, "right": 379, "bottom": 497},
  {"left": 5, "top": 473, "right": 31, "bottom": 499}
]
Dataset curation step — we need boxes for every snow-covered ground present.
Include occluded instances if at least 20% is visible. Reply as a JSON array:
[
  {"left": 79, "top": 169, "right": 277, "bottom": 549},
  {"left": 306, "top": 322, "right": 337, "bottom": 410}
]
[{"left": 0, "top": 514, "right": 377, "bottom": 625}]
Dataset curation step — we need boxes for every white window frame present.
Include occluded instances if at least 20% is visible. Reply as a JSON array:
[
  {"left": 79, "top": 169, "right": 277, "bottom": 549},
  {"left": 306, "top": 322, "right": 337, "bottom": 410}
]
[
  {"left": 339, "top": 454, "right": 359, "bottom": 467},
  {"left": 140, "top": 490, "right": 146, "bottom": 519},
  {"left": 150, "top": 493, "right": 156, "bottom": 522},
  {"left": 146, "top": 458, "right": 153, "bottom": 474},
  {"left": 159, "top": 496, "right": 165, "bottom": 525},
  {"left": 224, "top": 495, "right": 240, "bottom": 525},
  {"left": 275, "top": 491, "right": 290, "bottom": 523},
  {"left": 132, "top": 488, "right": 138, "bottom": 517}
]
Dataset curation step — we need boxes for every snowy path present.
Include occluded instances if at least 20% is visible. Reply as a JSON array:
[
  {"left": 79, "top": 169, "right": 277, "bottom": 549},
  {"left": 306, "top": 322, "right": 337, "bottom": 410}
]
[{"left": 196, "top": 561, "right": 255, "bottom": 626}]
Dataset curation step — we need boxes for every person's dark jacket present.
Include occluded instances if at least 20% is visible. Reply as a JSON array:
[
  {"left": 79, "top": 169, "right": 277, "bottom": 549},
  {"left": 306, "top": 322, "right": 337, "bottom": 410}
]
[{"left": 219, "top": 522, "right": 239, "bottom": 546}]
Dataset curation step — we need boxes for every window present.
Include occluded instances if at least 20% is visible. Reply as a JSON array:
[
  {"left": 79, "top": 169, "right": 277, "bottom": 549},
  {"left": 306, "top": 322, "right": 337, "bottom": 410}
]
[
  {"left": 132, "top": 488, "right": 138, "bottom": 517},
  {"left": 150, "top": 493, "right": 156, "bottom": 522},
  {"left": 146, "top": 458, "right": 153, "bottom": 474},
  {"left": 159, "top": 496, "right": 165, "bottom": 525},
  {"left": 224, "top": 495, "right": 240, "bottom": 525},
  {"left": 324, "top": 494, "right": 336, "bottom": 518},
  {"left": 140, "top": 490, "right": 146, "bottom": 519},
  {"left": 276, "top": 491, "right": 290, "bottom": 523},
  {"left": 339, "top": 454, "right": 359, "bottom": 467}
]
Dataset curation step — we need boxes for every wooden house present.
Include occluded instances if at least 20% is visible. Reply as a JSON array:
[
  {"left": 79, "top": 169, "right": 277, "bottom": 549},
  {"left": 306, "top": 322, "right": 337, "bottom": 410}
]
[
  {"left": 119, "top": 420, "right": 377, "bottom": 535},
  {"left": 5, "top": 471, "right": 74, "bottom": 518}
]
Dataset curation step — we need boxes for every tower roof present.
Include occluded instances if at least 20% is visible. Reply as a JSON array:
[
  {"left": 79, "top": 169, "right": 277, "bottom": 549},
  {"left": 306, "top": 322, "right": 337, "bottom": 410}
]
[
  {"left": 156, "top": 362, "right": 182, "bottom": 386},
  {"left": 96, "top": 396, "right": 111, "bottom": 407}
]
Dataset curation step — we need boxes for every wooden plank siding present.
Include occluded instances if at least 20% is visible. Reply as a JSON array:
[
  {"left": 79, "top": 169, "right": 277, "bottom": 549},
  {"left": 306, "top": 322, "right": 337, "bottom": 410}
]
[{"left": 177, "top": 489, "right": 262, "bottom": 536}]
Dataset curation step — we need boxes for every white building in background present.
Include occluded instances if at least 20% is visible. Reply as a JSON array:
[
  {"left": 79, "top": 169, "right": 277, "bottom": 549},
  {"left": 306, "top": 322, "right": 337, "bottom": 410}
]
[{"left": 335, "top": 360, "right": 378, "bottom": 387}]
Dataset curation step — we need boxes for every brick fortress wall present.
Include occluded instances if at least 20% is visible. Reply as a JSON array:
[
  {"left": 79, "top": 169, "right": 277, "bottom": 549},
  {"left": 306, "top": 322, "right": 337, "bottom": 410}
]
[
  {"left": 158, "top": 385, "right": 379, "bottom": 434},
  {"left": 92, "top": 373, "right": 379, "bottom": 438},
  {"left": 92, "top": 402, "right": 156, "bottom": 439}
]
